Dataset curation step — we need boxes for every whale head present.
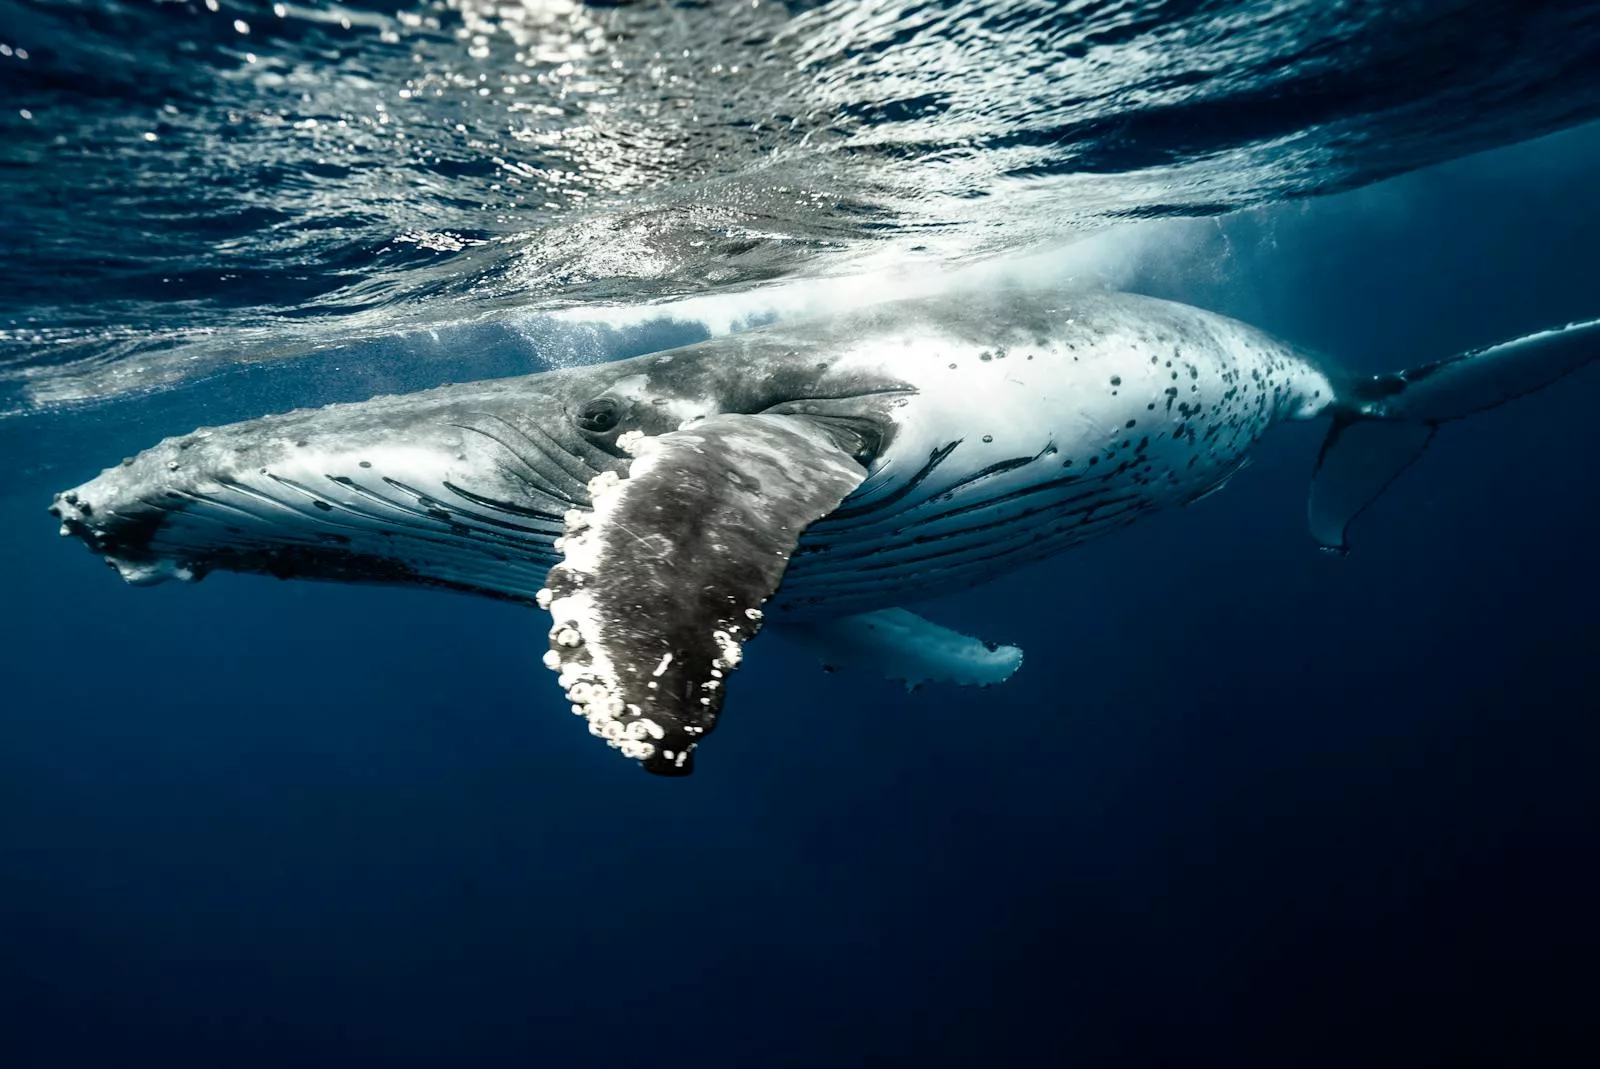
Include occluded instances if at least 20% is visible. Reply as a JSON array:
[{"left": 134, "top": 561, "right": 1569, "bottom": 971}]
[
  {"left": 52, "top": 331, "right": 910, "bottom": 606},
  {"left": 51, "top": 311, "right": 945, "bottom": 775}
]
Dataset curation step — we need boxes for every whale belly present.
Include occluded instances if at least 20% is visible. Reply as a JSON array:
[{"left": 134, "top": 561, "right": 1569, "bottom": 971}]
[{"left": 774, "top": 296, "right": 1330, "bottom": 617}]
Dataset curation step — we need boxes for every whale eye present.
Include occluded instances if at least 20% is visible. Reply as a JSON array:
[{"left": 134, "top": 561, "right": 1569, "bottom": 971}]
[{"left": 576, "top": 397, "right": 621, "bottom": 433}]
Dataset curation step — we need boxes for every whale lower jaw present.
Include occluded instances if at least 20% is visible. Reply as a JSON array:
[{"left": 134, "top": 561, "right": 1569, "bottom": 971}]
[
  {"left": 53, "top": 453, "right": 1156, "bottom": 615},
  {"left": 55, "top": 463, "right": 570, "bottom": 603},
  {"left": 52, "top": 395, "right": 596, "bottom": 603}
]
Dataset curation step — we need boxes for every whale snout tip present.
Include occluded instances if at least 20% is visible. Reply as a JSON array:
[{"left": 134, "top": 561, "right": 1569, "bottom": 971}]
[
  {"left": 51, "top": 487, "right": 98, "bottom": 545},
  {"left": 49, "top": 489, "right": 92, "bottom": 526},
  {"left": 50, "top": 479, "right": 193, "bottom": 586}
]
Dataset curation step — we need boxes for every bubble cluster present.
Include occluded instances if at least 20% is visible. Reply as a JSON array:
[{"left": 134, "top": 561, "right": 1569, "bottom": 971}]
[{"left": 537, "top": 432, "right": 686, "bottom": 765}]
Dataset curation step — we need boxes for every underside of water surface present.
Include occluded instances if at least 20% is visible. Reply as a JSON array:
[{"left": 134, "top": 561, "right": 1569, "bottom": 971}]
[{"left": 3, "top": 0, "right": 1600, "bottom": 415}]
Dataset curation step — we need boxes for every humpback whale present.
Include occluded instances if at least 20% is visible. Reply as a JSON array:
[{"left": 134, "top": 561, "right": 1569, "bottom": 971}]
[{"left": 51, "top": 290, "right": 1600, "bottom": 775}]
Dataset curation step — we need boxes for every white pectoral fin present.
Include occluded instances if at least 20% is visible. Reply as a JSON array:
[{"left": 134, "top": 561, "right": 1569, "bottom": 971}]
[{"left": 777, "top": 608, "right": 1023, "bottom": 691}]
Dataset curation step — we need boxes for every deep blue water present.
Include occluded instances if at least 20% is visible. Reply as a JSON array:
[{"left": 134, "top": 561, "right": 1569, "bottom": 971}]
[{"left": 5, "top": 2, "right": 1600, "bottom": 1066}]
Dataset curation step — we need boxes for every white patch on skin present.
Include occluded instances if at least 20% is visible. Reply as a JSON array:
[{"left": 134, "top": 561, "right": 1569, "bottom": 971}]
[
  {"left": 711, "top": 629, "right": 742, "bottom": 668},
  {"left": 780, "top": 293, "right": 1340, "bottom": 619},
  {"left": 105, "top": 557, "right": 197, "bottom": 586},
  {"left": 605, "top": 374, "right": 714, "bottom": 431}
]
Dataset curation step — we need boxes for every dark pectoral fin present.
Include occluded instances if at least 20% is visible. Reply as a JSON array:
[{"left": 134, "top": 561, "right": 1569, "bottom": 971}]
[
  {"left": 540, "top": 414, "right": 868, "bottom": 775},
  {"left": 1316, "top": 316, "right": 1600, "bottom": 553},
  {"left": 1307, "top": 413, "right": 1435, "bottom": 554}
]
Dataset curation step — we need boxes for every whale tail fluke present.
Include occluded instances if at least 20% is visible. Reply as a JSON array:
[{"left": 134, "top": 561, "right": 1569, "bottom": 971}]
[{"left": 1309, "top": 316, "right": 1600, "bottom": 553}]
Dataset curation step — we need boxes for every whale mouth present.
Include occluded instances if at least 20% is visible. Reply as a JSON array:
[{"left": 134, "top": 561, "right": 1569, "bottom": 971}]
[{"left": 51, "top": 388, "right": 603, "bottom": 603}]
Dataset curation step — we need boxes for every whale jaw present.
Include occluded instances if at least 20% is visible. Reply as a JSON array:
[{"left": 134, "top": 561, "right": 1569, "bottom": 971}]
[{"left": 51, "top": 389, "right": 598, "bottom": 603}]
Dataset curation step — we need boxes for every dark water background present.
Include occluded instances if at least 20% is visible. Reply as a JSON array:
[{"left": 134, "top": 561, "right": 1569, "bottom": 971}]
[{"left": 5, "top": 1, "right": 1600, "bottom": 1066}]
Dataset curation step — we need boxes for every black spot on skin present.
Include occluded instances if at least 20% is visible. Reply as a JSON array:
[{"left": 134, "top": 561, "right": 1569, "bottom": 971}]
[
  {"left": 358, "top": 461, "right": 372, "bottom": 468},
  {"left": 1088, "top": 456, "right": 1099, "bottom": 466},
  {"left": 1125, "top": 419, "right": 1136, "bottom": 428},
  {"left": 1062, "top": 458, "right": 1074, "bottom": 467},
  {"left": 1109, "top": 376, "right": 1122, "bottom": 386},
  {"left": 982, "top": 434, "right": 993, "bottom": 443},
  {"left": 295, "top": 440, "right": 308, "bottom": 448},
  {"left": 979, "top": 352, "right": 992, "bottom": 362},
  {"left": 313, "top": 500, "right": 333, "bottom": 511},
  {"left": 948, "top": 363, "right": 958, "bottom": 370},
  {"left": 1147, "top": 402, "right": 1156, "bottom": 410}
]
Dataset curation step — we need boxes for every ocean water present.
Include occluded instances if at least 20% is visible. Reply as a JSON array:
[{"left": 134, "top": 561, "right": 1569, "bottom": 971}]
[{"left": 3, "top": 1, "right": 1600, "bottom": 1065}]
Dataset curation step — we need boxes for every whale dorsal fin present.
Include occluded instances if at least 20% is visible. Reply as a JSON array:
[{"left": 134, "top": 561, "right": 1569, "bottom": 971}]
[{"left": 540, "top": 413, "right": 869, "bottom": 776}]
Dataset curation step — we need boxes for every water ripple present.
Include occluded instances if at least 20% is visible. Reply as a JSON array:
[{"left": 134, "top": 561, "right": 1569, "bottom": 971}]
[{"left": 2, "top": 0, "right": 1599, "bottom": 408}]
